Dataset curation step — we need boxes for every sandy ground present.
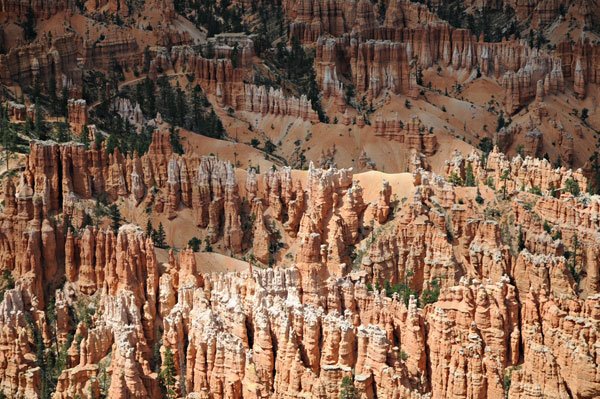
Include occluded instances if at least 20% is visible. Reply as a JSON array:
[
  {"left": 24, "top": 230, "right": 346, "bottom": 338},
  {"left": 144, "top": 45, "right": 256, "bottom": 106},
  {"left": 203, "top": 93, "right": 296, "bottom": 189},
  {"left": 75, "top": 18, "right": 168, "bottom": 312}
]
[
  {"left": 155, "top": 248, "right": 249, "bottom": 273},
  {"left": 354, "top": 170, "right": 415, "bottom": 201},
  {"left": 180, "top": 129, "right": 276, "bottom": 171}
]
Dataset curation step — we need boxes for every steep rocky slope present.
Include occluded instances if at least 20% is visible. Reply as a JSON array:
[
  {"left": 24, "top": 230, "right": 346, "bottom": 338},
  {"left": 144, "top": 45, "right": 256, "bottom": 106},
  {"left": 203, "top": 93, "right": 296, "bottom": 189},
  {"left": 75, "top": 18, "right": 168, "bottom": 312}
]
[
  {"left": 1, "top": 0, "right": 599, "bottom": 173},
  {"left": 0, "top": 131, "right": 598, "bottom": 398}
]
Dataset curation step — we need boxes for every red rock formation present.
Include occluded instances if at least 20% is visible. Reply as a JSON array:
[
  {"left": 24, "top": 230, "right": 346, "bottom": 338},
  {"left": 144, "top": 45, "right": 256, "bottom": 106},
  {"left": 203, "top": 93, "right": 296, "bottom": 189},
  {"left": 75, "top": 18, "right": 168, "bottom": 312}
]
[
  {"left": 447, "top": 147, "right": 588, "bottom": 196},
  {"left": 2, "top": 133, "right": 600, "bottom": 398},
  {"left": 287, "top": 0, "right": 438, "bottom": 43},
  {"left": 311, "top": 21, "right": 592, "bottom": 110},
  {"left": 425, "top": 278, "right": 520, "bottom": 399},
  {"left": 67, "top": 99, "right": 88, "bottom": 135},
  {"left": 242, "top": 84, "right": 319, "bottom": 122},
  {"left": 4, "top": 101, "right": 26, "bottom": 121},
  {"left": 374, "top": 114, "right": 437, "bottom": 155},
  {"left": 0, "top": 0, "right": 69, "bottom": 21},
  {"left": 156, "top": 43, "right": 253, "bottom": 109},
  {"left": 0, "top": 7, "right": 600, "bottom": 391}
]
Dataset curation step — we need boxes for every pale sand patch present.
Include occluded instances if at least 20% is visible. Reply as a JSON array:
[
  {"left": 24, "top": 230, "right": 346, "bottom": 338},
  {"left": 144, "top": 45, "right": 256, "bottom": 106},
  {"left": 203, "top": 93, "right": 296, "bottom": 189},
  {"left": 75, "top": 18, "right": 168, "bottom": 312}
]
[{"left": 155, "top": 248, "right": 249, "bottom": 273}]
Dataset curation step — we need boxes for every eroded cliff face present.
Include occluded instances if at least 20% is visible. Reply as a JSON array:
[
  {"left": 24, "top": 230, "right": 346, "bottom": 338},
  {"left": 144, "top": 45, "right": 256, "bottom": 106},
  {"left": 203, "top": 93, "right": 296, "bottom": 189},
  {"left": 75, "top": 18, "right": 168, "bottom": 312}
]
[
  {"left": 1, "top": 0, "right": 600, "bottom": 397},
  {"left": 0, "top": 132, "right": 599, "bottom": 398},
  {"left": 314, "top": 25, "right": 600, "bottom": 114}
]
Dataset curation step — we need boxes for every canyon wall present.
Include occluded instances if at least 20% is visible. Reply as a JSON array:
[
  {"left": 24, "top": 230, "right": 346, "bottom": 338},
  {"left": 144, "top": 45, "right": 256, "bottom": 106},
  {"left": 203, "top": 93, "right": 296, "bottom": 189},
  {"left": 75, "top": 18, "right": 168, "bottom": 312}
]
[{"left": 0, "top": 132, "right": 599, "bottom": 397}]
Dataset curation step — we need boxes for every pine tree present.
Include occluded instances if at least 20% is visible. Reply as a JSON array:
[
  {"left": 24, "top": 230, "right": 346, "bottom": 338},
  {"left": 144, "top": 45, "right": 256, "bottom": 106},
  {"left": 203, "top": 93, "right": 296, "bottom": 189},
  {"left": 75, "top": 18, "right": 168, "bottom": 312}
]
[
  {"left": 0, "top": 107, "right": 18, "bottom": 170},
  {"left": 339, "top": 376, "right": 358, "bottom": 399},
  {"left": 60, "top": 85, "right": 69, "bottom": 117},
  {"left": 190, "top": 85, "right": 205, "bottom": 133},
  {"left": 106, "top": 133, "right": 118, "bottom": 155},
  {"left": 94, "top": 130, "right": 104, "bottom": 150},
  {"left": 154, "top": 223, "right": 167, "bottom": 248},
  {"left": 496, "top": 112, "right": 505, "bottom": 132},
  {"left": 475, "top": 187, "right": 484, "bottom": 204},
  {"left": 207, "top": 110, "right": 224, "bottom": 138},
  {"left": 108, "top": 204, "right": 122, "bottom": 232},
  {"left": 48, "top": 74, "right": 58, "bottom": 115},
  {"left": 159, "top": 348, "right": 177, "bottom": 399},
  {"left": 465, "top": 163, "right": 476, "bottom": 187},
  {"left": 56, "top": 123, "right": 70, "bottom": 143},
  {"left": 175, "top": 84, "right": 188, "bottom": 127},
  {"left": 204, "top": 237, "right": 213, "bottom": 252},
  {"left": 145, "top": 78, "right": 156, "bottom": 116},
  {"left": 34, "top": 99, "right": 45, "bottom": 139},
  {"left": 142, "top": 46, "right": 152, "bottom": 73},
  {"left": 517, "top": 226, "right": 525, "bottom": 251},
  {"left": 231, "top": 43, "right": 239, "bottom": 68},
  {"left": 501, "top": 169, "right": 510, "bottom": 199},
  {"left": 564, "top": 178, "right": 580, "bottom": 196},
  {"left": 188, "top": 237, "right": 201, "bottom": 252},
  {"left": 81, "top": 125, "right": 90, "bottom": 149},
  {"left": 146, "top": 220, "right": 154, "bottom": 238},
  {"left": 23, "top": 6, "right": 37, "bottom": 41},
  {"left": 169, "top": 128, "right": 184, "bottom": 155},
  {"left": 581, "top": 108, "right": 589, "bottom": 123}
]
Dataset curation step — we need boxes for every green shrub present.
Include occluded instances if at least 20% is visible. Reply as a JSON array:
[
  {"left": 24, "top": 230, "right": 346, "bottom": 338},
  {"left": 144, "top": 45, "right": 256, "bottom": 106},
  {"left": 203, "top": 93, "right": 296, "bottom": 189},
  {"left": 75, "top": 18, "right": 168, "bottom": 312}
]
[
  {"left": 339, "top": 376, "right": 358, "bottom": 399},
  {"left": 421, "top": 279, "right": 440, "bottom": 305},
  {"left": 188, "top": 237, "right": 201, "bottom": 252}
]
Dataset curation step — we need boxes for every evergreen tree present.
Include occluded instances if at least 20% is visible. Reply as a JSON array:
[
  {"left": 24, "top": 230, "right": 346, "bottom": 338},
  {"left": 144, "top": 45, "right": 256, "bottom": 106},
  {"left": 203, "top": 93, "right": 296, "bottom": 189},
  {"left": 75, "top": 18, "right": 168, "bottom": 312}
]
[
  {"left": 207, "top": 110, "right": 225, "bottom": 138},
  {"left": 48, "top": 74, "right": 58, "bottom": 115},
  {"left": 475, "top": 187, "right": 484, "bottom": 204},
  {"left": 478, "top": 137, "right": 493, "bottom": 158},
  {"left": 144, "top": 78, "right": 156, "bottom": 116},
  {"left": 174, "top": 84, "right": 188, "bottom": 127},
  {"left": 231, "top": 43, "right": 239, "bottom": 68},
  {"left": 55, "top": 123, "right": 70, "bottom": 143},
  {"left": 588, "top": 152, "right": 600, "bottom": 194},
  {"left": 190, "top": 85, "right": 205, "bottom": 132},
  {"left": 169, "top": 128, "right": 184, "bottom": 155},
  {"left": 146, "top": 220, "right": 154, "bottom": 238},
  {"left": 106, "top": 133, "right": 118, "bottom": 155},
  {"left": 94, "top": 130, "right": 104, "bottom": 150},
  {"left": 24, "top": 114, "right": 34, "bottom": 136},
  {"left": 108, "top": 204, "right": 122, "bottom": 232},
  {"left": 564, "top": 178, "right": 580, "bottom": 196},
  {"left": 34, "top": 99, "right": 45, "bottom": 139},
  {"left": 204, "top": 237, "right": 213, "bottom": 252},
  {"left": 158, "top": 77, "right": 176, "bottom": 121},
  {"left": 23, "top": 6, "right": 37, "bottom": 41},
  {"left": 204, "top": 41, "right": 215, "bottom": 59},
  {"left": 0, "top": 107, "right": 18, "bottom": 170},
  {"left": 581, "top": 108, "right": 589, "bottom": 123},
  {"left": 421, "top": 279, "right": 440, "bottom": 305},
  {"left": 188, "top": 237, "right": 201, "bottom": 252},
  {"left": 416, "top": 67, "right": 424, "bottom": 86},
  {"left": 154, "top": 223, "right": 167, "bottom": 248},
  {"left": 496, "top": 112, "right": 505, "bottom": 132},
  {"left": 81, "top": 125, "right": 90, "bottom": 149},
  {"left": 60, "top": 85, "right": 69, "bottom": 117},
  {"left": 142, "top": 46, "right": 152, "bottom": 73},
  {"left": 464, "top": 163, "right": 476, "bottom": 187},
  {"left": 159, "top": 348, "right": 177, "bottom": 399},
  {"left": 501, "top": 169, "right": 510, "bottom": 199},
  {"left": 517, "top": 226, "right": 525, "bottom": 251},
  {"left": 535, "top": 31, "right": 546, "bottom": 49},
  {"left": 528, "top": 30, "right": 535, "bottom": 48},
  {"left": 339, "top": 376, "right": 358, "bottom": 399},
  {"left": 264, "top": 139, "right": 276, "bottom": 154}
]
